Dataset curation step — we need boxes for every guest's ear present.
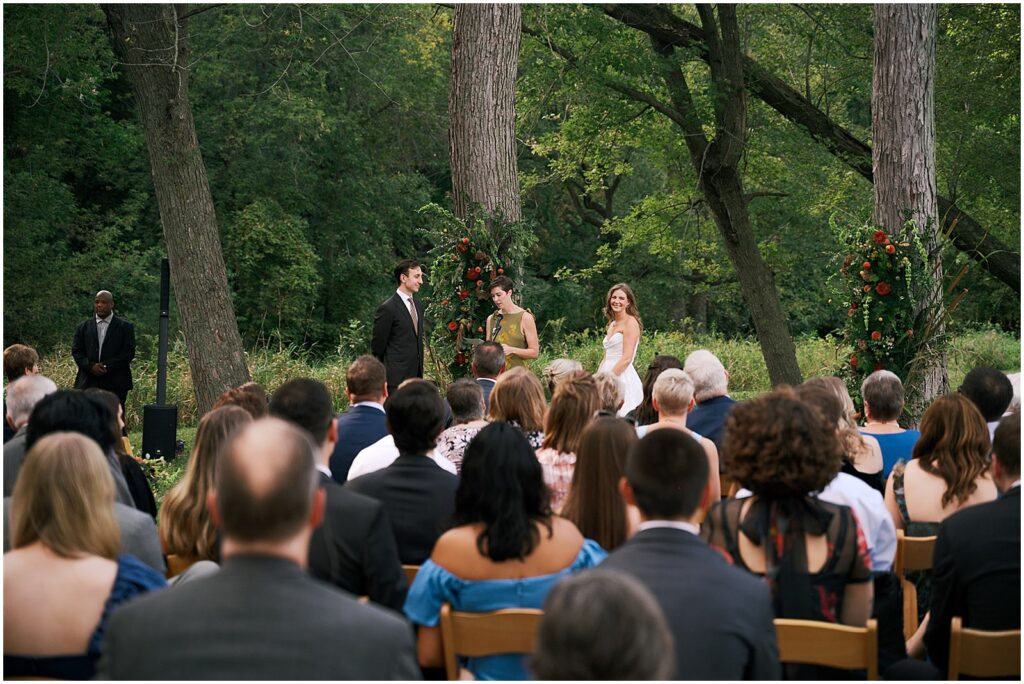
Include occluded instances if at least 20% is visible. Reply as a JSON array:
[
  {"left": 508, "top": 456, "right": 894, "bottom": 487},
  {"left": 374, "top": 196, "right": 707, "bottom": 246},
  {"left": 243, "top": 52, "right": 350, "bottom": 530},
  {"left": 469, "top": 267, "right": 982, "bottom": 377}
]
[
  {"left": 381, "top": 384, "right": 389, "bottom": 400},
  {"left": 206, "top": 492, "right": 222, "bottom": 528},
  {"left": 698, "top": 481, "right": 714, "bottom": 512},
  {"left": 326, "top": 419, "right": 338, "bottom": 446},
  {"left": 619, "top": 477, "right": 637, "bottom": 507},
  {"left": 651, "top": 397, "right": 660, "bottom": 413},
  {"left": 309, "top": 488, "right": 326, "bottom": 529},
  {"left": 688, "top": 398, "right": 695, "bottom": 412}
]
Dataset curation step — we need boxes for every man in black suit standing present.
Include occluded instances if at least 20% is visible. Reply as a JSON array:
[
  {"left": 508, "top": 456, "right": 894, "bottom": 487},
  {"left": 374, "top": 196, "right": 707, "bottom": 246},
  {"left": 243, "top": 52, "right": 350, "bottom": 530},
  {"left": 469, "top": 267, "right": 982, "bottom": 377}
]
[
  {"left": 268, "top": 378, "right": 407, "bottom": 611},
  {"left": 600, "top": 429, "right": 781, "bottom": 680},
  {"left": 472, "top": 341, "right": 505, "bottom": 414},
  {"left": 71, "top": 290, "right": 135, "bottom": 412},
  {"left": 98, "top": 418, "right": 420, "bottom": 680},
  {"left": 372, "top": 259, "right": 425, "bottom": 396}
]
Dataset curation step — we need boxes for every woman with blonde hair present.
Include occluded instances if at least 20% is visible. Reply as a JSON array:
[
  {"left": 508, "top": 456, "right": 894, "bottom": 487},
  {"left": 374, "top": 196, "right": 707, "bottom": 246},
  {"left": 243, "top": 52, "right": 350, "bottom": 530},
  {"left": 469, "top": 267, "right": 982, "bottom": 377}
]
[
  {"left": 159, "top": 405, "right": 253, "bottom": 570},
  {"left": 597, "top": 283, "right": 644, "bottom": 416},
  {"left": 537, "top": 374, "right": 601, "bottom": 511},
  {"left": 4, "top": 433, "right": 165, "bottom": 678},
  {"left": 487, "top": 366, "right": 547, "bottom": 448},
  {"left": 802, "top": 376, "right": 884, "bottom": 493},
  {"left": 542, "top": 358, "right": 583, "bottom": 396}
]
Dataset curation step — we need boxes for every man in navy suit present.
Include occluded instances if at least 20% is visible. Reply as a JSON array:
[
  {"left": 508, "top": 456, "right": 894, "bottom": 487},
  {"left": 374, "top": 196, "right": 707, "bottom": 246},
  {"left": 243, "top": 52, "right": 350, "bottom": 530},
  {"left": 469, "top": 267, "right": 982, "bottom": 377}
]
[
  {"left": 371, "top": 259, "right": 424, "bottom": 396},
  {"left": 472, "top": 341, "right": 505, "bottom": 414},
  {"left": 71, "top": 290, "right": 136, "bottom": 412},
  {"left": 329, "top": 355, "right": 389, "bottom": 483},
  {"left": 684, "top": 349, "right": 736, "bottom": 458}
]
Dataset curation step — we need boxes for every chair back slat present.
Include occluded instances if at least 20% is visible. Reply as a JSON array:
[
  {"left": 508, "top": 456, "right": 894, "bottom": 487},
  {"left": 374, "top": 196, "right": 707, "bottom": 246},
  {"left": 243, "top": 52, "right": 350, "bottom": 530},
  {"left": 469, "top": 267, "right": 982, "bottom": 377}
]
[
  {"left": 948, "top": 616, "right": 1021, "bottom": 680},
  {"left": 439, "top": 603, "right": 543, "bottom": 681},
  {"left": 893, "top": 530, "right": 936, "bottom": 576},
  {"left": 774, "top": 618, "right": 878, "bottom": 680},
  {"left": 402, "top": 564, "right": 420, "bottom": 587}
]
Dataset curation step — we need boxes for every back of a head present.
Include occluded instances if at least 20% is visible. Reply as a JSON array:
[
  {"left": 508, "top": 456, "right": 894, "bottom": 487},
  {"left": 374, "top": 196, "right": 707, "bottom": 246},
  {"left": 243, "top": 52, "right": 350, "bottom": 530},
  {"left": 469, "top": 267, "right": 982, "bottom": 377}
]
[
  {"left": 683, "top": 349, "right": 727, "bottom": 403},
  {"left": 472, "top": 342, "right": 505, "bottom": 379},
  {"left": 803, "top": 376, "right": 859, "bottom": 429},
  {"left": 993, "top": 412, "right": 1021, "bottom": 479},
  {"left": 25, "top": 390, "right": 115, "bottom": 453},
  {"left": 4, "top": 344, "right": 39, "bottom": 382},
  {"left": 11, "top": 432, "right": 119, "bottom": 559},
  {"left": 83, "top": 388, "right": 125, "bottom": 455},
  {"left": 5, "top": 374, "right": 58, "bottom": 427},
  {"left": 454, "top": 422, "right": 551, "bottom": 561},
  {"left": 530, "top": 570, "right": 675, "bottom": 680},
  {"left": 794, "top": 381, "right": 844, "bottom": 430},
  {"left": 652, "top": 368, "right": 695, "bottom": 417},
  {"left": 543, "top": 374, "right": 599, "bottom": 454},
  {"left": 216, "top": 418, "right": 318, "bottom": 543},
  {"left": 913, "top": 393, "right": 990, "bottom": 506},
  {"left": 447, "top": 378, "right": 484, "bottom": 424},
  {"left": 346, "top": 355, "right": 387, "bottom": 400},
  {"left": 212, "top": 382, "right": 269, "bottom": 419},
  {"left": 542, "top": 358, "right": 583, "bottom": 394},
  {"left": 860, "top": 370, "right": 905, "bottom": 422},
  {"left": 634, "top": 355, "right": 683, "bottom": 425},
  {"left": 626, "top": 428, "right": 709, "bottom": 519},
  {"left": 592, "top": 372, "right": 624, "bottom": 414},
  {"left": 386, "top": 380, "right": 445, "bottom": 456},
  {"left": 269, "top": 378, "right": 334, "bottom": 446},
  {"left": 959, "top": 366, "right": 1014, "bottom": 422},
  {"left": 488, "top": 366, "right": 547, "bottom": 432}
]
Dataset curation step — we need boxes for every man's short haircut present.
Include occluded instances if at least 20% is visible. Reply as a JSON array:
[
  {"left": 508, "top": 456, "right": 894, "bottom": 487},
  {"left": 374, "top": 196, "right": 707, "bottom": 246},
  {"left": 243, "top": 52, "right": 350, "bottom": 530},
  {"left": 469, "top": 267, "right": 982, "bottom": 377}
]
[
  {"left": 269, "top": 378, "right": 334, "bottom": 446},
  {"left": 473, "top": 342, "right": 505, "bottom": 378},
  {"left": 4, "top": 344, "right": 39, "bottom": 381},
  {"left": 447, "top": 378, "right": 485, "bottom": 424},
  {"left": 993, "top": 412, "right": 1020, "bottom": 478},
  {"left": 217, "top": 418, "right": 319, "bottom": 543},
  {"left": 530, "top": 570, "right": 675, "bottom": 680},
  {"left": 592, "top": 372, "right": 624, "bottom": 414},
  {"left": 386, "top": 380, "right": 445, "bottom": 456},
  {"left": 958, "top": 366, "right": 1014, "bottom": 422},
  {"left": 652, "top": 368, "right": 695, "bottom": 416},
  {"left": 861, "top": 370, "right": 905, "bottom": 422},
  {"left": 212, "top": 382, "right": 269, "bottom": 419},
  {"left": 625, "top": 428, "right": 709, "bottom": 519},
  {"left": 6, "top": 375, "right": 58, "bottom": 427},
  {"left": 346, "top": 355, "right": 387, "bottom": 399},
  {"left": 394, "top": 258, "right": 421, "bottom": 284},
  {"left": 683, "top": 349, "right": 728, "bottom": 403},
  {"left": 25, "top": 390, "right": 115, "bottom": 453},
  {"left": 489, "top": 275, "right": 514, "bottom": 293}
]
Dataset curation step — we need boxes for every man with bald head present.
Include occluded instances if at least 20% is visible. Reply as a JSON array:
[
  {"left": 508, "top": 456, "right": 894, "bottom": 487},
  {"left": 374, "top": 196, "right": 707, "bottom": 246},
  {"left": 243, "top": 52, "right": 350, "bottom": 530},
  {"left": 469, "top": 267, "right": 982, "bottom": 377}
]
[
  {"left": 98, "top": 418, "right": 420, "bottom": 680},
  {"left": 71, "top": 290, "right": 136, "bottom": 412}
]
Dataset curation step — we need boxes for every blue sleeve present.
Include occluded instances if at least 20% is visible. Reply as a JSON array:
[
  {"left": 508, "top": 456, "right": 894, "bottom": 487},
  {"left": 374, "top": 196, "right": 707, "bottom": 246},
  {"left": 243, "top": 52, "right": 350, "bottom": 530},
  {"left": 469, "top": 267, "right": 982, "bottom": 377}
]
[
  {"left": 573, "top": 539, "right": 609, "bottom": 570},
  {"left": 403, "top": 560, "right": 459, "bottom": 627},
  {"left": 90, "top": 555, "right": 167, "bottom": 654}
]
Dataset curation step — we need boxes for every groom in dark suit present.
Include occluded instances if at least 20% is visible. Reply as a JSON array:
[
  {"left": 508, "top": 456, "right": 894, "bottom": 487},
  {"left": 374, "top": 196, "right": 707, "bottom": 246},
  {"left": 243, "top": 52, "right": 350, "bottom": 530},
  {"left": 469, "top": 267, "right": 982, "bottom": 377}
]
[
  {"left": 71, "top": 290, "right": 136, "bottom": 411},
  {"left": 371, "top": 259, "right": 424, "bottom": 396}
]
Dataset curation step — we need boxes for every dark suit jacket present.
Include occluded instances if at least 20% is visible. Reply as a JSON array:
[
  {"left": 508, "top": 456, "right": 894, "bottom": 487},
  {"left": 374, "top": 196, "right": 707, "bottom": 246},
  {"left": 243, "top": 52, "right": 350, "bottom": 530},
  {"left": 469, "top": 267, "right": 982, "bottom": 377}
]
[
  {"left": 309, "top": 471, "right": 407, "bottom": 611},
  {"left": 329, "top": 404, "right": 389, "bottom": 483},
  {"left": 346, "top": 455, "right": 459, "bottom": 565},
  {"left": 71, "top": 314, "right": 135, "bottom": 393},
  {"left": 924, "top": 486, "right": 1021, "bottom": 669},
  {"left": 688, "top": 395, "right": 736, "bottom": 454},
  {"left": 371, "top": 293, "right": 424, "bottom": 393},
  {"left": 97, "top": 554, "right": 421, "bottom": 680},
  {"left": 600, "top": 527, "right": 781, "bottom": 680},
  {"left": 3, "top": 426, "right": 28, "bottom": 497},
  {"left": 476, "top": 377, "right": 496, "bottom": 414}
]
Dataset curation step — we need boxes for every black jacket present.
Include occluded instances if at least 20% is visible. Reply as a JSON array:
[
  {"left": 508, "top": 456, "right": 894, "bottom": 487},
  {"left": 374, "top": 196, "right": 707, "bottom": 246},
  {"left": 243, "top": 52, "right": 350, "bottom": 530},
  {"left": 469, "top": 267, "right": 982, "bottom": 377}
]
[
  {"left": 371, "top": 293, "right": 424, "bottom": 392},
  {"left": 71, "top": 314, "right": 135, "bottom": 393}
]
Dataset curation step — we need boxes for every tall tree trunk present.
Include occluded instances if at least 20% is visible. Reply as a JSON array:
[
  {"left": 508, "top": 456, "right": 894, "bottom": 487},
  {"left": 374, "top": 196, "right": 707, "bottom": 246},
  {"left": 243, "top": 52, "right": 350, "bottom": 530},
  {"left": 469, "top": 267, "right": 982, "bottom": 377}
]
[
  {"left": 872, "top": 4, "right": 947, "bottom": 415},
  {"left": 449, "top": 4, "right": 522, "bottom": 244},
  {"left": 103, "top": 4, "right": 250, "bottom": 415}
]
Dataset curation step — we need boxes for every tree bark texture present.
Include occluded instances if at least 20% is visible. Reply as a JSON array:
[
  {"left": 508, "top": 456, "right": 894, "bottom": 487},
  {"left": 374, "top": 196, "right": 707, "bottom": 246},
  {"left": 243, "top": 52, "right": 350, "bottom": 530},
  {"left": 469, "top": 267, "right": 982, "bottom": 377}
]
[
  {"left": 601, "top": 4, "right": 1020, "bottom": 296},
  {"left": 103, "top": 4, "right": 250, "bottom": 415},
  {"left": 872, "top": 4, "right": 947, "bottom": 411},
  {"left": 449, "top": 4, "right": 522, "bottom": 230}
]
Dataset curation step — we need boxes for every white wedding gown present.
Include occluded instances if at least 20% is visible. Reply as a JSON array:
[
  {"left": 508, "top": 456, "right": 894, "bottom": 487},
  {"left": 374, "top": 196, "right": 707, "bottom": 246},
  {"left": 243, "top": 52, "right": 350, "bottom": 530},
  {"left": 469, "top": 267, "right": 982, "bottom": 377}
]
[{"left": 598, "top": 331, "right": 644, "bottom": 417}]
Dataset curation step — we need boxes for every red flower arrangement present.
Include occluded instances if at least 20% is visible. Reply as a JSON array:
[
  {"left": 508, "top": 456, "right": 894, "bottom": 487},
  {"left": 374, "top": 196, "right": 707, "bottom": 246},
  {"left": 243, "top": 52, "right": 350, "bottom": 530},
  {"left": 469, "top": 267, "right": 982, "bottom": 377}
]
[
  {"left": 871, "top": 331, "right": 882, "bottom": 341},
  {"left": 885, "top": 244, "right": 896, "bottom": 255},
  {"left": 447, "top": 321, "right": 458, "bottom": 332},
  {"left": 875, "top": 282, "right": 892, "bottom": 296},
  {"left": 873, "top": 230, "right": 888, "bottom": 245}
]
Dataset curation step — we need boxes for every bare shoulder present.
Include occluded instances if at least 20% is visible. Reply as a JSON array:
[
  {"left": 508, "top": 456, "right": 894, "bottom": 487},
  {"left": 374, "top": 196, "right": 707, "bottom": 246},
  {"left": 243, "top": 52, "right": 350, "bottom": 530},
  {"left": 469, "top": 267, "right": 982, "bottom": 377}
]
[
  {"left": 625, "top": 315, "right": 641, "bottom": 332},
  {"left": 549, "top": 515, "right": 585, "bottom": 546},
  {"left": 431, "top": 525, "right": 480, "bottom": 569}
]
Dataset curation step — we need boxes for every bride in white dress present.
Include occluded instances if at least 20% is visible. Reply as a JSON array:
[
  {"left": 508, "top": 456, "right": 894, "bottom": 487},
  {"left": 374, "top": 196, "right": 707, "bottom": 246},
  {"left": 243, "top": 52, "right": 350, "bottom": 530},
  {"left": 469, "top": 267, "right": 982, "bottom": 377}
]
[{"left": 597, "top": 283, "right": 644, "bottom": 416}]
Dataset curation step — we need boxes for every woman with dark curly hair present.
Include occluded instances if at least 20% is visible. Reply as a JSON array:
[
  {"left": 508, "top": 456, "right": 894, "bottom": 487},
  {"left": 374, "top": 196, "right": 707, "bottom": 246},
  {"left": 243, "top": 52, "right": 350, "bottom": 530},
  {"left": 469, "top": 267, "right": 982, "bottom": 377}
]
[
  {"left": 404, "top": 422, "right": 606, "bottom": 680},
  {"left": 702, "top": 388, "right": 873, "bottom": 630}
]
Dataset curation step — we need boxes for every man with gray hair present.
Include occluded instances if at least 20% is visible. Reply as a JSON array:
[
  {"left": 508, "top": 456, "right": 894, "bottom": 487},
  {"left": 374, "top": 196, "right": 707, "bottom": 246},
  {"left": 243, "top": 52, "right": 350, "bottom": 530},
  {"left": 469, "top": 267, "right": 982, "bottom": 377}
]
[
  {"left": 3, "top": 374, "right": 58, "bottom": 497},
  {"left": 683, "top": 349, "right": 736, "bottom": 454}
]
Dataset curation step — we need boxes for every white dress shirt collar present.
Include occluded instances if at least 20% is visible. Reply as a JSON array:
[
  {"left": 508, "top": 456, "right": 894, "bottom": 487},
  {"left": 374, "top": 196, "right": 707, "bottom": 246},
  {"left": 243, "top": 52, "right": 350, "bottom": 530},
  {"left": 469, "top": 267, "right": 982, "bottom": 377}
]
[
  {"left": 96, "top": 313, "right": 113, "bottom": 324},
  {"left": 351, "top": 400, "right": 385, "bottom": 413}
]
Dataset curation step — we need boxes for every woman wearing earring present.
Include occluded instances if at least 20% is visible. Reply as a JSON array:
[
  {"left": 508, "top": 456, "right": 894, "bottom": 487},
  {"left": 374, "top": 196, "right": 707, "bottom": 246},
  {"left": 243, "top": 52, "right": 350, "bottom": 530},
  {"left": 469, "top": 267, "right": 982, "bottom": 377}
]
[
  {"left": 486, "top": 276, "right": 538, "bottom": 369},
  {"left": 597, "top": 283, "right": 643, "bottom": 416}
]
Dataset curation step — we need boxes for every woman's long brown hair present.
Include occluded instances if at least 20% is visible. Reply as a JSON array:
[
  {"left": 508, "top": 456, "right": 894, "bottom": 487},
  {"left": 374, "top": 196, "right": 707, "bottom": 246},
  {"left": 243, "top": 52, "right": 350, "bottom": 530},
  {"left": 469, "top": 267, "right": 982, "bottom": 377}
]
[{"left": 913, "top": 393, "right": 991, "bottom": 507}]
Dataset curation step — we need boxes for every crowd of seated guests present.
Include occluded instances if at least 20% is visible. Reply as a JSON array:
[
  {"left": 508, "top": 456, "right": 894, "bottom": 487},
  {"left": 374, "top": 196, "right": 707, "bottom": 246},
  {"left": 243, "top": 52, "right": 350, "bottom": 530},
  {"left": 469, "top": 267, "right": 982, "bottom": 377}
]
[{"left": 3, "top": 338, "right": 1020, "bottom": 680}]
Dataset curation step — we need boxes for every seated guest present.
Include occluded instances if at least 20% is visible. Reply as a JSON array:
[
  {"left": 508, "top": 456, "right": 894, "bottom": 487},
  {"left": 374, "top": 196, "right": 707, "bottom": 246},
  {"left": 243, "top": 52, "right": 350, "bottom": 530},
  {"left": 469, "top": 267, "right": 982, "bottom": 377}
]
[
  {"left": 487, "top": 366, "right": 547, "bottom": 448},
  {"left": 210, "top": 380, "right": 268, "bottom": 419},
  {"left": 536, "top": 373, "right": 600, "bottom": 511},
  {"left": 328, "top": 355, "right": 389, "bottom": 483},
  {"left": 804, "top": 376, "right": 884, "bottom": 493},
  {"left": 97, "top": 418, "right": 420, "bottom": 679},
  {"left": 405, "top": 422, "right": 606, "bottom": 680},
  {"left": 4, "top": 433, "right": 166, "bottom": 679},
  {"left": 602, "top": 428, "right": 780, "bottom": 679},
  {"left": 436, "top": 379, "right": 488, "bottom": 473},
  {"left": 1006, "top": 372, "right": 1020, "bottom": 415},
  {"left": 3, "top": 344, "right": 39, "bottom": 444},
  {"left": 629, "top": 354, "right": 683, "bottom": 426},
  {"left": 3, "top": 374, "right": 57, "bottom": 496},
  {"left": 593, "top": 371, "right": 625, "bottom": 416},
  {"left": 347, "top": 380, "right": 459, "bottom": 564},
  {"left": 925, "top": 412, "right": 1020, "bottom": 668},
  {"left": 530, "top": 570, "right": 675, "bottom": 680},
  {"left": 642, "top": 369, "right": 720, "bottom": 500},
  {"left": 269, "top": 378, "right": 407, "bottom": 611},
  {"left": 958, "top": 365, "right": 1014, "bottom": 439},
  {"left": 472, "top": 341, "right": 505, "bottom": 413},
  {"left": 683, "top": 349, "right": 736, "bottom": 454},
  {"left": 859, "top": 370, "right": 920, "bottom": 476},
  {"left": 541, "top": 357, "right": 582, "bottom": 397},
  {"left": 85, "top": 388, "right": 157, "bottom": 518},
  {"left": 561, "top": 416, "right": 638, "bottom": 552},
  {"left": 703, "top": 389, "right": 874, "bottom": 629}
]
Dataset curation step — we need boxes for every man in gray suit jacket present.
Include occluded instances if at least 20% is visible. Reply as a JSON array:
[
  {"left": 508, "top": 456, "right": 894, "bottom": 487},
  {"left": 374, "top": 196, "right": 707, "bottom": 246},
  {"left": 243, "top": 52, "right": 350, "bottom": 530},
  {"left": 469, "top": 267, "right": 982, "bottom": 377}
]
[
  {"left": 98, "top": 418, "right": 420, "bottom": 680},
  {"left": 3, "top": 374, "right": 57, "bottom": 496}
]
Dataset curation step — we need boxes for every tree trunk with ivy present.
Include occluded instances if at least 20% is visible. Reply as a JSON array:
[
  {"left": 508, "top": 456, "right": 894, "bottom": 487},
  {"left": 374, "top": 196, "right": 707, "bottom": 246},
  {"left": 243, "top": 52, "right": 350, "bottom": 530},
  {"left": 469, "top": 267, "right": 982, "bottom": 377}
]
[
  {"left": 103, "top": 4, "right": 250, "bottom": 415},
  {"left": 872, "top": 4, "right": 947, "bottom": 418}
]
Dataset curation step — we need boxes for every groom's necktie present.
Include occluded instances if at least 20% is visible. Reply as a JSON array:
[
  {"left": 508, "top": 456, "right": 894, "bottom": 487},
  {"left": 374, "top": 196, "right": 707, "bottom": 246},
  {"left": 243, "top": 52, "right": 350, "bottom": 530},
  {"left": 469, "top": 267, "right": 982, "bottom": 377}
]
[{"left": 407, "top": 298, "right": 418, "bottom": 333}]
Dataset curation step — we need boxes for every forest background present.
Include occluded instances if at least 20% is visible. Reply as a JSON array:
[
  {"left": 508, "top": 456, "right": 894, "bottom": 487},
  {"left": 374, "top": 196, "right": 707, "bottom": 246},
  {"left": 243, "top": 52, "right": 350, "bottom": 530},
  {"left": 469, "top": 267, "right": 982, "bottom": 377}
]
[{"left": 4, "top": 4, "right": 1020, "bottom": 434}]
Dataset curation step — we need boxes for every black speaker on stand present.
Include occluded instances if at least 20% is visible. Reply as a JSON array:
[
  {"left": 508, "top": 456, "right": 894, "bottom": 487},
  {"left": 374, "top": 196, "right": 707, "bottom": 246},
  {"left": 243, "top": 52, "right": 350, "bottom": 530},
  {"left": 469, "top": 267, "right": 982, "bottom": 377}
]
[{"left": 142, "top": 258, "right": 178, "bottom": 461}]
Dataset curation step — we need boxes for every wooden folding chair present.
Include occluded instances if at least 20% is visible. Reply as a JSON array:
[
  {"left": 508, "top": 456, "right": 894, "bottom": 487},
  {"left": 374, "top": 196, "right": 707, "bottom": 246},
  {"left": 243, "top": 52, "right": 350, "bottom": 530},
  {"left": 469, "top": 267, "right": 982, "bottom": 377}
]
[
  {"left": 402, "top": 564, "right": 420, "bottom": 587},
  {"left": 774, "top": 618, "right": 879, "bottom": 680},
  {"left": 439, "top": 602, "right": 543, "bottom": 681},
  {"left": 893, "top": 530, "right": 937, "bottom": 640},
  {"left": 947, "top": 616, "right": 1021, "bottom": 680}
]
